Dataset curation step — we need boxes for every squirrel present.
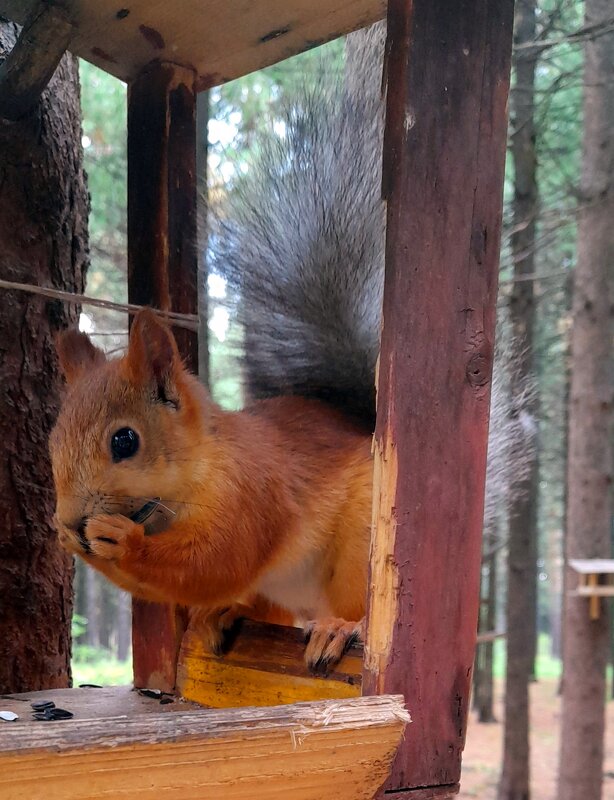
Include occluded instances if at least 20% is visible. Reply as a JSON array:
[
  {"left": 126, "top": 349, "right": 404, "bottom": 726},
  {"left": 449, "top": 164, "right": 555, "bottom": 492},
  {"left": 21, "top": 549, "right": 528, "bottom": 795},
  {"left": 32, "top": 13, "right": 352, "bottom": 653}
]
[{"left": 50, "top": 24, "right": 528, "bottom": 671}]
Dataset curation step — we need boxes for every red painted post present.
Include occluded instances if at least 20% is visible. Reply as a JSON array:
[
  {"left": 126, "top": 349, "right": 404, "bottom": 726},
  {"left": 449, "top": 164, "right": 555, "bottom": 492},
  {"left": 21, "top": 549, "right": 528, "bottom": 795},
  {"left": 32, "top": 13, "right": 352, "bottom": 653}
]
[
  {"left": 363, "top": 0, "right": 514, "bottom": 796},
  {"left": 127, "top": 60, "right": 197, "bottom": 691}
]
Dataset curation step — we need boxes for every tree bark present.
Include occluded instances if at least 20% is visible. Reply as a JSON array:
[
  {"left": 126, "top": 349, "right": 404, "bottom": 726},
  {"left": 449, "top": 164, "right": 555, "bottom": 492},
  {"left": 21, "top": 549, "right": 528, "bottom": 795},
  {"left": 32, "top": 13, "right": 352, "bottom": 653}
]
[
  {"left": 499, "top": 1, "right": 539, "bottom": 798},
  {"left": 475, "top": 551, "right": 498, "bottom": 723},
  {"left": 0, "top": 22, "right": 88, "bottom": 692},
  {"left": 116, "top": 590, "right": 131, "bottom": 662},
  {"left": 557, "top": 0, "right": 614, "bottom": 797}
]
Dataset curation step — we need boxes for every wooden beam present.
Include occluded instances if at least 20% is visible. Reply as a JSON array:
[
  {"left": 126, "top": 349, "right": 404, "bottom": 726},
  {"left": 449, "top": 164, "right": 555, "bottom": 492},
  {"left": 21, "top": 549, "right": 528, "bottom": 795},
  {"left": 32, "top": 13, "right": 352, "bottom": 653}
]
[
  {"left": 0, "top": 689, "right": 408, "bottom": 800},
  {"left": 363, "top": 0, "right": 514, "bottom": 795},
  {"left": 127, "top": 60, "right": 198, "bottom": 691},
  {"left": 0, "top": 0, "right": 386, "bottom": 86},
  {"left": 0, "top": 2, "right": 72, "bottom": 121},
  {"left": 177, "top": 620, "right": 362, "bottom": 707}
]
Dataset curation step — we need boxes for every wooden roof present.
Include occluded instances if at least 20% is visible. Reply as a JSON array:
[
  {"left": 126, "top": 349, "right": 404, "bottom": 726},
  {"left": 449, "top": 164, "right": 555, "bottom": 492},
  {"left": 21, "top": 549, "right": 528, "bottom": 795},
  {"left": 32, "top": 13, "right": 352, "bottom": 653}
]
[
  {"left": 0, "top": 0, "right": 385, "bottom": 86},
  {"left": 569, "top": 558, "right": 614, "bottom": 574}
]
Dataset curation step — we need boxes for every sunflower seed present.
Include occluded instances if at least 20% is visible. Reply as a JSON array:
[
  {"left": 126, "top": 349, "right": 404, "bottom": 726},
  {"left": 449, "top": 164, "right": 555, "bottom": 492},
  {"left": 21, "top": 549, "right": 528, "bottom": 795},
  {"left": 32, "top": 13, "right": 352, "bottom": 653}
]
[{"left": 31, "top": 700, "right": 55, "bottom": 711}]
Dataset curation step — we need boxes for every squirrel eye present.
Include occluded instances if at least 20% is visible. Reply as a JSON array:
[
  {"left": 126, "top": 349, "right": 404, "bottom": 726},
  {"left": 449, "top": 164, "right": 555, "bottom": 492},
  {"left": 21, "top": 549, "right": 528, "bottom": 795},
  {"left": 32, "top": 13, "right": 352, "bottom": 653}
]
[{"left": 110, "top": 427, "right": 140, "bottom": 462}]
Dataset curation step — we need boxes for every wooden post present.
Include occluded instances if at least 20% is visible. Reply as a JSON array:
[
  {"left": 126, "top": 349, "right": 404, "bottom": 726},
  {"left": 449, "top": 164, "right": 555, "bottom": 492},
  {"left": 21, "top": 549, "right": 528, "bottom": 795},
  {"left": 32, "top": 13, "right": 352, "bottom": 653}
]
[
  {"left": 363, "top": 1, "right": 515, "bottom": 797},
  {"left": 127, "top": 60, "right": 197, "bottom": 691}
]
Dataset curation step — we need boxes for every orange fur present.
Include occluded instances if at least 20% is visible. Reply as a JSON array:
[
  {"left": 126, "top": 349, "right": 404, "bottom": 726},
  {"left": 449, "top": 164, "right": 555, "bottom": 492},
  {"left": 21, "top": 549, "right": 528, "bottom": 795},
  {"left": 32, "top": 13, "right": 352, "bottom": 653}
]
[{"left": 50, "top": 310, "right": 372, "bottom": 668}]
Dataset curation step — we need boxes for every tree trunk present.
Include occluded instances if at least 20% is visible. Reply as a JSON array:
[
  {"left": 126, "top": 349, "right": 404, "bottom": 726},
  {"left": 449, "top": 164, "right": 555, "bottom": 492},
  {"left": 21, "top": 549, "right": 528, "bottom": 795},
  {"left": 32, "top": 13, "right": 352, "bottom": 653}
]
[
  {"left": 0, "top": 23, "right": 88, "bottom": 692},
  {"left": 548, "top": 528, "right": 563, "bottom": 660},
  {"left": 475, "top": 551, "right": 498, "bottom": 723},
  {"left": 499, "top": 1, "right": 539, "bottom": 798},
  {"left": 196, "top": 90, "right": 210, "bottom": 388},
  {"left": 84, "top": 570, "right": 100, "bottom": 648},
  {"left": 557, "top": 0, "right": 614, "bottom": 795},
  {"left": 116, "top": 590, "right": 132, "bottom": 662}
]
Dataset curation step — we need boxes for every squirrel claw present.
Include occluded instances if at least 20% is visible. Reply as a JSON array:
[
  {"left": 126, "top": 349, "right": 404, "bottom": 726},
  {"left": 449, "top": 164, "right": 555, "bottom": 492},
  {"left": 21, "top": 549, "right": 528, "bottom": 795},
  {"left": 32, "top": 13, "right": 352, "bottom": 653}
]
[
  {"left": 84, "top": 514, "right": 143, "bottom": 561},
  {"left": 303, "top": 617, "right": 364, "bottom": 674}
]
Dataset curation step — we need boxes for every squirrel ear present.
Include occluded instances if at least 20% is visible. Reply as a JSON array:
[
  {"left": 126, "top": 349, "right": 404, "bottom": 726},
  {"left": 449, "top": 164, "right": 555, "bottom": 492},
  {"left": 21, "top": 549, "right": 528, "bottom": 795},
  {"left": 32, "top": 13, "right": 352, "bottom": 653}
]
[
  {"left": 56, "top": 329, "right": 106, "bottom": 384},
  {"left": 125, "top": 309, "right": 181, "bottom": 395}
]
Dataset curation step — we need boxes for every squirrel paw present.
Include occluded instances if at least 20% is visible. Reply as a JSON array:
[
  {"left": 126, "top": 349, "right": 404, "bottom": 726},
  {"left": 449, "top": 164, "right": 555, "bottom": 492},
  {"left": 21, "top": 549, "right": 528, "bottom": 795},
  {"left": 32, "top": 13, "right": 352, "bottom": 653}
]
[
  {"left": 83, "top": 514, "right": 144, "bottom": 561},
  {"left": 191, "top": 605, "right": 247, "bottom": 656},
  {"left": 56, "top": 524, "right": 84, "bottom": 556},
  {"left": 303, "top": 617, "right": 364, "bottom": 674}
]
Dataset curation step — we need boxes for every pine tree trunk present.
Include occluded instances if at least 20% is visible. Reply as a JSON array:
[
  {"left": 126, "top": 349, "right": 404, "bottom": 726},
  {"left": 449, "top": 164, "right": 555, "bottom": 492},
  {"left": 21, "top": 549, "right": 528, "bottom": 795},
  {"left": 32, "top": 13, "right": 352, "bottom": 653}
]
[
  {"left": 475, "top": 551, "right": 498, "bottom": 723},
  {"left": 499, "top": 1, "right": 539, "bottom": 797},
  {"left": 0, "top": 23, "right": 88, "bottom": 692},
  {"left": 84, "top": 570, "right": 100, "bottom": 648},
  {"left": 557, "top": 1, "right": 614, "bottom": 796}
]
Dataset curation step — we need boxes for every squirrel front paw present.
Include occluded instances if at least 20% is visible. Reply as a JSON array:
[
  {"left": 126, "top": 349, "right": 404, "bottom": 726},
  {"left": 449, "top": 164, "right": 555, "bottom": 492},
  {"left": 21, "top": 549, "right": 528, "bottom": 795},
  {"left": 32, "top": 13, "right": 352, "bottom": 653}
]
[
  {"left": 82, "top": 514, "right": 144, "bottom": 561},
  {"left": 56, "top": 524, "right": 84, "bottom": 556},
  {"left": 304, "top": 617, "right": 364, "bottom": 673}
]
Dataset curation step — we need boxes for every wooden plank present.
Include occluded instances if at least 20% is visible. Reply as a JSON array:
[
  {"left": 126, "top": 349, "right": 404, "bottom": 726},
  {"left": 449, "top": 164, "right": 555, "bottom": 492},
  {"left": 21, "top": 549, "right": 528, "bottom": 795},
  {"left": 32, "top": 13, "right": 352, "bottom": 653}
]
[
  {"left": 0, "top": 686, "right": 200, "bottom": 719},
  {"left": 574, "top": 586, "right": 614, "bottom": 598},
  {"left": 0, "top": 692, "right": 408, "bottom": 800},
  {"left": 569, "top": 558, "right": 614, "bottom": 574},
  {"left": 177, "top": 620, "right": 362, "bottom": 707},
  {"left": 363, "top": 0, "right": 514, "bottom": 795},
  {"left": 0, "top": 0, "right": 385, "bottom": 86},
  {"left": 0, "top": 2, "right": 73, "bottom": 120},
  {"left": 383, "top": 787, "right": 459, "bottom": 800},
  {"left": 127, "top": 60, "right": 198, "bottom": 691}
]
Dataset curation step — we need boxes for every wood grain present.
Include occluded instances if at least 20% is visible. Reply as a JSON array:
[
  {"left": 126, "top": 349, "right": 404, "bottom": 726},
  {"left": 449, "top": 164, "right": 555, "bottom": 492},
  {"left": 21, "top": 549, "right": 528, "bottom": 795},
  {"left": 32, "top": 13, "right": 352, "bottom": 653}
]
[
  {"left": 0, "top": 689, "right": 408, "bottom": 800},
  {"left": 0, "top": 0, "right": 385, "bottom": 86},
  {"left": 364, "top": 0, "right": 515, "bottom": 794},
  {"left": 177, "top": 620, "right": 362, "bottom": 707}
]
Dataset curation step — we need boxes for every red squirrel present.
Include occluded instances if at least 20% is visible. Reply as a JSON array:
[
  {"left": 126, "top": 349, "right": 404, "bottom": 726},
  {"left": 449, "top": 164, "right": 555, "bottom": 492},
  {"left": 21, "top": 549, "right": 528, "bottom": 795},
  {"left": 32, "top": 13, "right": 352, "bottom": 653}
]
[{"left": 51, "top": 310, "right": 372, "bottom": 669}]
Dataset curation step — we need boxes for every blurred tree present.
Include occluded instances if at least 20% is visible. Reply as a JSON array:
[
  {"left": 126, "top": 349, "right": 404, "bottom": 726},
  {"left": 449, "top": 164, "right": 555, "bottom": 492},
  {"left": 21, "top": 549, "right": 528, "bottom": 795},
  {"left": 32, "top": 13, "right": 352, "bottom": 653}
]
[
  {"left": 499, "top": 2, "right": 540, "bottom": 797},
  {"left": 558, "top": 0, "right": 614, "bottom": 797}
]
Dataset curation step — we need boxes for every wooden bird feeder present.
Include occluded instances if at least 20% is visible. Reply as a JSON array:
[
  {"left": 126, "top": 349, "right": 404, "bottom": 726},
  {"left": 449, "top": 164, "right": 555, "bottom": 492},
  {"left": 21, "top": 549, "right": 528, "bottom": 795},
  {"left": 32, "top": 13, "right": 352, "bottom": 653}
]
[
  {"left": 569, "top": 559, "right": 614, "bottom": 620},
  {"left": 0, "top": 0, "right": 516, "bottom": 798}
]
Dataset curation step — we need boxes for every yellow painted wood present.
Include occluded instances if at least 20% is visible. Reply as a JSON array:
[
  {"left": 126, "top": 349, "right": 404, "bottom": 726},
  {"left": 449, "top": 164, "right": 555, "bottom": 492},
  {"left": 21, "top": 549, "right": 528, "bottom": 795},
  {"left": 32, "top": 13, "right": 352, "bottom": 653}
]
[
  {"left": 0, "top": 688, "right": 409, "bottom": 800},
  {"left": 0, "top": 0, "right": 385, "bottom": 86},
  {"left": 179, "top": 653, "right": 361, "bottom": 707},
  {"left": 177, "top": 621, "right": 362, "bottom": 708}
]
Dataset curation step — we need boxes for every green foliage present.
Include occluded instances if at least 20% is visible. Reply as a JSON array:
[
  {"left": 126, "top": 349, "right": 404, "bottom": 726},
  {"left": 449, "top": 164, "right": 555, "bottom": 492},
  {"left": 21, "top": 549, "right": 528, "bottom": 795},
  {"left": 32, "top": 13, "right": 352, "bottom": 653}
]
[
  {"left": 73, "top": 649, "right": 133, "bottom": 686},
  {"left": 79, "top": 61, "right": 127, "bottom": 306},
  {"left": 71, "top": 613, "right": 88, "bottom": 640},
  {"left": 209, "top": 40, "right": 344, "bottom": 179}
]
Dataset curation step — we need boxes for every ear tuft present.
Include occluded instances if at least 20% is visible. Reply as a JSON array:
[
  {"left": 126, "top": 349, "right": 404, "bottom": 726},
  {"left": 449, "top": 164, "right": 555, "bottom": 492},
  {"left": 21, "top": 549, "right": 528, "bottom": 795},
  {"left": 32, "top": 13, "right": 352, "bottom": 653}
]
[
  {"left": 56, "top": 329, "right": 106, "bottom": 384},
  {"left": 126, "top": 308, "right": 180, "bottom": 390}
]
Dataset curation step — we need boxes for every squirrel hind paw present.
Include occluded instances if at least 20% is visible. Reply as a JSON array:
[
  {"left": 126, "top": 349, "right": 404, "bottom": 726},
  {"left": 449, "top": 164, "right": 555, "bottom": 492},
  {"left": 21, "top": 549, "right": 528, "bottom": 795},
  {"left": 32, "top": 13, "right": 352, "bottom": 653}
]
[
  {"left": 303, "top": 617, "right": 364, "bottom": 674},
  {"left": 191, "top": 605, "right": 245, "bottom": 657}
]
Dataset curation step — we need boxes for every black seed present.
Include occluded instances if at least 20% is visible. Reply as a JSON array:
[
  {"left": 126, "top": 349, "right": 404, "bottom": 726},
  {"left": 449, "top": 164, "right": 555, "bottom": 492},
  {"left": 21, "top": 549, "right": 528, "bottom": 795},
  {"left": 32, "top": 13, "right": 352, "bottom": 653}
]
[
  {"left": 50, "top": 708, "right": 74, "bottom": 720},
  {"left": 31, "top": 700, "right": 55, "bottom": 711},
  {"left": 78, "top": 683, "right": 102, "bottom": 689},
  {"left": 159, "top": 697, "right": 174, "bottom": 705},
  {"left": 130, "top": 499, "right": 160, "bottom": 524},
  {"left": 137, "top": 688, "right": 162, "bottom": 698},
  {"left": 116, "top": 8, "right": 130, "bottom": 19}
]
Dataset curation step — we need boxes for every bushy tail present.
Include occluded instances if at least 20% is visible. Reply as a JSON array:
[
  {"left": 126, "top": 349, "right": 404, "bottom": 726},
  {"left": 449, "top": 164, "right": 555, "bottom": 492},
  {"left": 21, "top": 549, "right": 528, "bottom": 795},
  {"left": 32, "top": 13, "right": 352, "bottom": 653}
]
[
  {"left": 212, "top": 25, "right": 535, "bottom": 512},
  {"left": 211, "top": 69, "right": 385, "bottom": 425}
]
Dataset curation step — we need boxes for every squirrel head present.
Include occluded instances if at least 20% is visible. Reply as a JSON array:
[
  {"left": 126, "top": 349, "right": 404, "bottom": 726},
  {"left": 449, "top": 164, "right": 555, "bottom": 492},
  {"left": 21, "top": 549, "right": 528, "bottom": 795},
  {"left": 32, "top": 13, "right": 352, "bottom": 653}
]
[{"left": 50, "top": 309, "right": 212, "bottom": 541}]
